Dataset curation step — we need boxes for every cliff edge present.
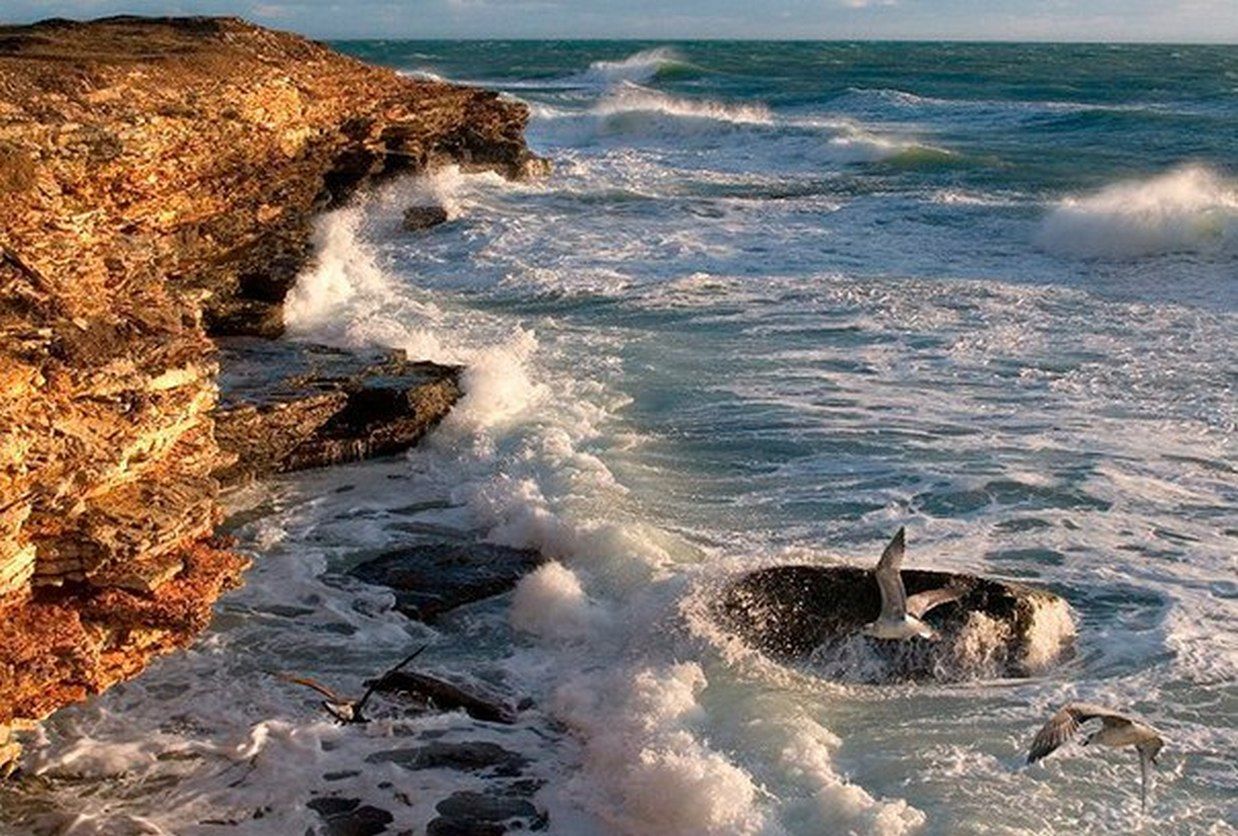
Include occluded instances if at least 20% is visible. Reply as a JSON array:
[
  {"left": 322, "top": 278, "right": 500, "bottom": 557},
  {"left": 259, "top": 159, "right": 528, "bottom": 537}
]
[{"left": 0, "top": 15, "right": 540, "bottom": 766}]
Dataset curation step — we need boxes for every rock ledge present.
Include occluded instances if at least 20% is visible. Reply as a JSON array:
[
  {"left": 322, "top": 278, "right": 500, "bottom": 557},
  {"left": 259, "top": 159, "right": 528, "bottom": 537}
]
[{"left": 0, "top": 15, "right": 540, "bottom": 761}]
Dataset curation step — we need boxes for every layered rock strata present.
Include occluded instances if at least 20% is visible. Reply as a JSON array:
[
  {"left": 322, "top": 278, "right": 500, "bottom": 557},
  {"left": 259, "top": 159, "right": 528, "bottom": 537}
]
[
  {"left": 0, "top": 15, "right": 538, "bottom": 761},
  {"left": 213, "top": 339, "right": 461, "bottom": 483}
]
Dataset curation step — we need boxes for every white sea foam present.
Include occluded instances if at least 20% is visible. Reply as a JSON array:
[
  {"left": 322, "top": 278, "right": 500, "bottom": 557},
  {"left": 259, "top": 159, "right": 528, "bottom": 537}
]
[
  {"left": 509, "top": 561, "right": 599, "bottom": 641},
  {"left": 773, "top": 716, "right": 927, "bottom": 835},
  {"left": 529, "top": 84, "right": 774, "bottom": 144},
  {"left": 281, "top": 207, "right": 448, "bottom": 358},
  {"left": 276, "top": 183, "right": 931, "bottom": 836},
  {"left": 1020, "top": 594, "right": 1078, "bottom": 673},
  {"left": 826, "top": 130, "right": 942, "bottom": 163},
  {"left": 552, "top": 663, "right": 765, "bottom": 835},
  {"left": 1037, "top": 165, "right": 1238, "bottom": 258},
  {"left": 398, "top": 68, "right": 446, "bottom": 83},
  {"left": 930, "top": 188, "right": 1021, "bottom": 206}
]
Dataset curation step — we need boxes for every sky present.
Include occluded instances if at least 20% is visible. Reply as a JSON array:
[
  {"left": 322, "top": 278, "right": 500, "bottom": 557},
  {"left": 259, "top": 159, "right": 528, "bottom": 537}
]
[{"left": 2, "top": 0, "right": 1236, "bottom": 42}]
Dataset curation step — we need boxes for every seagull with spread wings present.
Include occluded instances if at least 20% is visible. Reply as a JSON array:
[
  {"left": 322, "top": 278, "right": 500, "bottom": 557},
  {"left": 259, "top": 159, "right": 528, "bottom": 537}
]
[
  {"left": 277, "top": 644, "right": 429, "bottom": 724},
  {"left": 1027, "top": 702, "right": 1166, "bottom": 812},
  {"left": 860, "top": 527, "right": 966, "bottom": 641}
]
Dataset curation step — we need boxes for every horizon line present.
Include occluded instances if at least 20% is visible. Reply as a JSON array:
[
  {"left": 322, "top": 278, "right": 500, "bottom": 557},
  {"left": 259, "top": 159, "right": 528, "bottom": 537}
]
[{"left": 325, "top": 35, "right": 1237, "bottom": 46}]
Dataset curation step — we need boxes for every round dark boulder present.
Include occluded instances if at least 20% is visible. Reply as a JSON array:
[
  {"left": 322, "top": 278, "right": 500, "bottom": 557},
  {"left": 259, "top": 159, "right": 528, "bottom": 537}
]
[{"left": 716, "top": 565, "right": 1074, "bottom": 682}]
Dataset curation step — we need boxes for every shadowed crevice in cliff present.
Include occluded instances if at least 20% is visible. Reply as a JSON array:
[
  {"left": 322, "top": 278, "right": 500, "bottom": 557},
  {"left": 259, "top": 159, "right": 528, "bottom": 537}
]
[{"left": 0, "top": 15, "right": 543, "bottom": 765}]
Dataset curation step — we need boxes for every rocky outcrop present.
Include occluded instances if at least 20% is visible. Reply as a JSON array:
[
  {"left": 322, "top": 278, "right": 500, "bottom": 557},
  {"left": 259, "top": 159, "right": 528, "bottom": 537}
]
[
  {"left": 0, "top": 15, "right": 539, "bottom": 760},
  {"left": 213, "top": 339, "right": 461, "bottom": 484},
  {"left": 717, "top": 565, "right": 1075, "bottom": 681}
]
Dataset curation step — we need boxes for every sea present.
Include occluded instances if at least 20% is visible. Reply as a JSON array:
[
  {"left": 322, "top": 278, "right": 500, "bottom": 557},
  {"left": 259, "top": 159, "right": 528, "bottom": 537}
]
[{"left": 3, "top": 41, "right": 1235, "bottom": 835}]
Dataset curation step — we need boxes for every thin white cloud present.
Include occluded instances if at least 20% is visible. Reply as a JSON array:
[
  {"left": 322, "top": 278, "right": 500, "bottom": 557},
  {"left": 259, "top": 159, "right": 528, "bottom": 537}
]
[{"left": 250, "top": 3, "right": 291, "bottom": 17}]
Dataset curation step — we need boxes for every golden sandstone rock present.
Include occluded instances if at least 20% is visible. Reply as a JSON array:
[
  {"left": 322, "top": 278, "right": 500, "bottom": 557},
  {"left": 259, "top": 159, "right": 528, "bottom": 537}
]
[{"left": 0, "top": 15, "right": 539, "bottom": 769}]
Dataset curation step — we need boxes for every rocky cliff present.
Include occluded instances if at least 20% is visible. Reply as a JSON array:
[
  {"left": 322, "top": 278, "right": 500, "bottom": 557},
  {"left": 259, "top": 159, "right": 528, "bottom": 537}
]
[{"left": 0, "top": 15, "right": 539, "bottom": 765}]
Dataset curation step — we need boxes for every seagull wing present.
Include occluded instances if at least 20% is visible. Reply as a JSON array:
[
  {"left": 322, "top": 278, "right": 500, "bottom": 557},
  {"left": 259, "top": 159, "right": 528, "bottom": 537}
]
[
  {"left": 277, "top": 673, "right": 344, "bottom": 703},
  {"left": 905, "top": 586, "right": 966, "bottom": 619},
  {"left": 1026, "top": 702, "right": 1131, "bottom": 764},
  {"left": 874, "top": 527, "right": 907, "bottom": 619},
  {"left": 355, "top": 644, "right": 430, "bottom": 714}
]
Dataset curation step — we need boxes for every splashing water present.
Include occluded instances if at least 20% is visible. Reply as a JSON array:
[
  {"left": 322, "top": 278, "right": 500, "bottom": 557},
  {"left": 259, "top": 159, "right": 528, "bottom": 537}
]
[{"left": 1037, "top": 165, "right": 1238, "bottom": 258}]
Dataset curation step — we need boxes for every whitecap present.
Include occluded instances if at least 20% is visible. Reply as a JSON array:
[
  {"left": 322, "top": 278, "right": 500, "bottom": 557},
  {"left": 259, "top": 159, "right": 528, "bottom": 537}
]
[
  {"left": 575, "top": 47, "right": 690, "bottom": 86},
  {"left": 1037, "top": 165, "right": 1238, "bottom": 258}
]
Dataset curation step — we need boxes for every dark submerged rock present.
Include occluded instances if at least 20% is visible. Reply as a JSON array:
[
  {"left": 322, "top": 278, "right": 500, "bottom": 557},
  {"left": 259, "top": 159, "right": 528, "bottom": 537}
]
[
  {"left": 427, "top": 791, "right": 547, "bottom": 836},
  {"left": 402, "top": 205, "right": 450, "bottom": 231},
  {"left": 365, "top": 742, "right": 527, "bottom": 776},
  {"left": 348, "top": 542, "right": 545, "bottom": 622},
  {"left": 213, "top": 339, "right": 460, "bottom": 484},
  {"left": 717, "top": 564, "right": 1073, "bottom": 682},
  {"left": 306, "top": 796, "right": 394, "bottom": 836}
]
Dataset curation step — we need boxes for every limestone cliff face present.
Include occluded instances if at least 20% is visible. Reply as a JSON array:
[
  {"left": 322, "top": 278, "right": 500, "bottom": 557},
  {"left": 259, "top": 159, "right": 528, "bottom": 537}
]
[{"left": 0, "top": 16, "right": 539, "bottom": 746}]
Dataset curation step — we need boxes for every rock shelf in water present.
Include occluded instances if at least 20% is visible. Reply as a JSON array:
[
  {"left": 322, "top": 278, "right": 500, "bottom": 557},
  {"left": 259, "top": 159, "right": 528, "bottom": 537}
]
[
  {"left": 213, "top": 338, "right": 462, "bottom": 483},
  {"left": 717, "top": 565, "right": 1075, "bottom": 681}
]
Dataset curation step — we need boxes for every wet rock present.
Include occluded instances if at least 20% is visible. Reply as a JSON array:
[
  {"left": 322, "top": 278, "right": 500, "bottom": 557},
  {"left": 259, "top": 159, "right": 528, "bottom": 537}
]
[
  {"left": 366, "top": 742, "right": 527, "bottom": 776},
  {"left": 717, "top": 565, "right": 1074, "bottom": 681},
  {"left": 402, "top": 205, "right": 450, "bottom": 231},
  {"left": 368, "top": 671, "right": 518, "bottom": 724},
  {"left": 349, "top": 542, "right": 545, "bottom": 622},
  {"left": 213, "top": 339, "right": 460, "bottom": 483},
  {"left": 427, "top": 791, "right": 546, "bottom": 836},
  {"left": 306, "top": 796, "right": 394, "bottom": 836}
]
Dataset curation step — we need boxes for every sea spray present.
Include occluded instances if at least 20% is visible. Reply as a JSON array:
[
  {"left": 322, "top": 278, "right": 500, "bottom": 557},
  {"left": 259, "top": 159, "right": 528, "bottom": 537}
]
[
  {"left": 769, "top": 715, "right": 926, "bottom": 835},
  {"left": 1037, "top": 165, "right": 1238, "bottom": 258},
  {"left": 576, "top": 47, "right": 693, "bottom": 86},
  {"left": 282, "top": 207, "right": 447, "bottom": 357},
  {"left": 275, "top": 169, "right": 937, "bottom": 835},
  {"left": 509, "top": 561, "right": 599, "bottom": 641},
  {"left": 551, "top": 663, "right": 765, "bottom": 835},
  {"left": 531, "top": 84, "right": 932, "bottom": 166}
]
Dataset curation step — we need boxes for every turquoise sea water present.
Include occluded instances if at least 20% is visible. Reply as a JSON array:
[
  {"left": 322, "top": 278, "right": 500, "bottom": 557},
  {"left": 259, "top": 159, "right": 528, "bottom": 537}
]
[{"left": 5, "top": 42, "right": 1235, "bottom": 835}]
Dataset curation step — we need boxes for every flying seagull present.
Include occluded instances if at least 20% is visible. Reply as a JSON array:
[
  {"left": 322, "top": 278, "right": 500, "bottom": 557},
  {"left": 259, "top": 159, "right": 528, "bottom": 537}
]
[
  {"left": 860, "top": 527, "right": 966, "bottom": 641},
  {"left": 278, "top": 644, "right": 429, "bottom": 724},
  {"left": 1027, "top": 702, "right": 1166, "bottom": 812}
]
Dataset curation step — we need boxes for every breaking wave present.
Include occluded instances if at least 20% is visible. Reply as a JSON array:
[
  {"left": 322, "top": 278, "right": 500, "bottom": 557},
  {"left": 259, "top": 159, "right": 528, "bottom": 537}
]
[
  {"left": 591, "top": 83, "right": 771, "bottom": 126},
  {"left": 575, "top": 47, "right": 698, "bottom": 86},
  {"left": 1037, "top": 165, "right": 1238, "bottom": 258},
  {"left": 531, "top": 88, "right": 938, "bottom": 168}
]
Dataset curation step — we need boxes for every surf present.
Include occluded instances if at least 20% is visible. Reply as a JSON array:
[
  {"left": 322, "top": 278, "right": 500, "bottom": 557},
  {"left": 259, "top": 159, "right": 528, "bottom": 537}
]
[
  {"left": 574, "top": 47, "right": 700, "bottom": 86},
  {"left": 1036, "top": 165, "right": 1238, "bottom": 258}
]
